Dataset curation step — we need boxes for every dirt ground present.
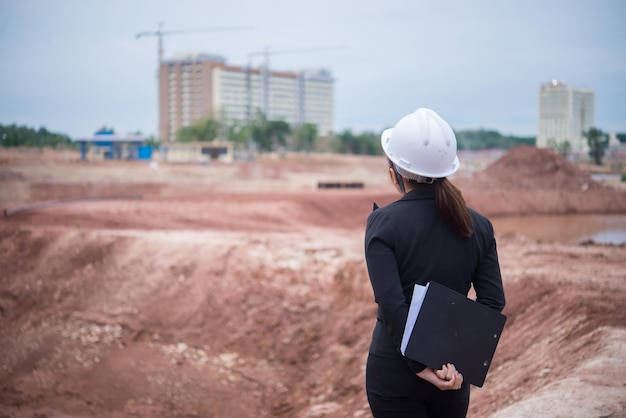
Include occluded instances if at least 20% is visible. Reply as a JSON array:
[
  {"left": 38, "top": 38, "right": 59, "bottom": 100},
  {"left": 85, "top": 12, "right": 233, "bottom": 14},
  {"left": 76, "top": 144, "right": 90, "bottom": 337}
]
[{"left": 0, "top": 146, "right": 625, "bottom": 418}]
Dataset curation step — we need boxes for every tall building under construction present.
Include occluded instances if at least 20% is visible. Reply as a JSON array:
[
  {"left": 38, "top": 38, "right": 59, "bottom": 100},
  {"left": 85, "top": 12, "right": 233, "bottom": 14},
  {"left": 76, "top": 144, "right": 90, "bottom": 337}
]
[
  {"left": 158, "top": 53, "right": 334, "bottom": 142},
  {"left": 537, "top": 80, "right": 595, "bottom": 155}
]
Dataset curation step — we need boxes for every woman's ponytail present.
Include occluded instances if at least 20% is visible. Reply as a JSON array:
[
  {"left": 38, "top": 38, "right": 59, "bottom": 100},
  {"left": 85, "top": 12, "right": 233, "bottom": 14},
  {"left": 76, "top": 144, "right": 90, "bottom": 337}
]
[{"left": 434, "top": 178, "right": 473, "bottom": 237}]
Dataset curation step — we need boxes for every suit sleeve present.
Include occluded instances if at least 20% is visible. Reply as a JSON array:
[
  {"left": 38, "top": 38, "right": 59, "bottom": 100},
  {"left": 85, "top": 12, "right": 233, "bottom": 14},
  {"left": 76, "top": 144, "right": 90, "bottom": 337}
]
[
  {"left": 472, "top": 214, "right": 506, "bottom": 312},
  {"left": 365, "top": 209, "right": 426, "bottom": 373}
]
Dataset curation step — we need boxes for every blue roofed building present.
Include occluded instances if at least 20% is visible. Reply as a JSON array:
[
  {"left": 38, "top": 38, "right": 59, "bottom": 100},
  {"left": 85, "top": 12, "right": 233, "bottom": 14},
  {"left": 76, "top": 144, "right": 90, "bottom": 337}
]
[{"left": 73, "top": 128, "right": 153, "bottom": 161}]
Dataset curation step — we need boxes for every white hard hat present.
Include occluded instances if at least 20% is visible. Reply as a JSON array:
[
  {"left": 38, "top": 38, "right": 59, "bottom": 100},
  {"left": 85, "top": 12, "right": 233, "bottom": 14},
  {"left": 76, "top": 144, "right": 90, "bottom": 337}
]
[{"left": 381, "top": 108, "right": 460, "bottom": 179}]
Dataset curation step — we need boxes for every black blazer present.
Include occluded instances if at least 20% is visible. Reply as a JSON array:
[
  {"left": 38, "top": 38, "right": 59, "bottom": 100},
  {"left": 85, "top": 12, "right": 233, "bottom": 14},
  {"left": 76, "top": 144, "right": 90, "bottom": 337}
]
[{"left": 364, "top": 184, "right": 505, "bottom": 373}]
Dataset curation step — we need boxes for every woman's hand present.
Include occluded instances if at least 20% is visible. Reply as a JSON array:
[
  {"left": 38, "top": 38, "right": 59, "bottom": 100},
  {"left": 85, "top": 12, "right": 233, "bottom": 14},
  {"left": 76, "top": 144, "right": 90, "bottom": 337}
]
[{"left": 416, "top": 363, "right": 464, "bottom": 391}]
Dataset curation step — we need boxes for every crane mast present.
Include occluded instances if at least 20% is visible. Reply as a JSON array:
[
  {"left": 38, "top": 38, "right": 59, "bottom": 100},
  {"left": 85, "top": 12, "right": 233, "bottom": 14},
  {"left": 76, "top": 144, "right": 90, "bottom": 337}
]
[
  {"left": 136, "top": 22, "right": 253, "bottom": 66},
  {"left": 246, "top": 45, "right": 347, "bottom": 122}
]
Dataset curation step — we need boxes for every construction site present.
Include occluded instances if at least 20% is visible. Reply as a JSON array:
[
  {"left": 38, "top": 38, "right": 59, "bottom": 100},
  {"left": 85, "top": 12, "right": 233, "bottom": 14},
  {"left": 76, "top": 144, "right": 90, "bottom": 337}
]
[{"left": 0, "top": 145, "right": 625, "bottom": 417}]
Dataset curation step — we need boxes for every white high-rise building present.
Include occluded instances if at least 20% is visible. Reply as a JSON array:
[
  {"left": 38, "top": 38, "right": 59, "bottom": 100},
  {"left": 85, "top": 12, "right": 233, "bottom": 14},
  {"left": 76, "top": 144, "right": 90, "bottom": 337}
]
[
  {"left": 158, "top": 53, "right": 334, "bottom": 142},
  {"left": 537, "top": 80, "right": 595, "bottom": 154}
]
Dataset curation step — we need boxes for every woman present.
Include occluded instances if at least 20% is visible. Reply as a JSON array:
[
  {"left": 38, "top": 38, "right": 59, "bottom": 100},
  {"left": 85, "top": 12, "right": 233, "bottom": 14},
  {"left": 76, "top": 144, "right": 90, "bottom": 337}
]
[{"left": 364, "top": 108, "right": 506, "bottom": 417}]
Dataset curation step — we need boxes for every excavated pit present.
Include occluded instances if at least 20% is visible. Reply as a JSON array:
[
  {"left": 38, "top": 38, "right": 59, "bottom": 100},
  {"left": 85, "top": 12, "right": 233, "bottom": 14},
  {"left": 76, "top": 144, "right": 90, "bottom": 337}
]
[{"left": 1, "top": 147, "right": 625, "bottom": 417}]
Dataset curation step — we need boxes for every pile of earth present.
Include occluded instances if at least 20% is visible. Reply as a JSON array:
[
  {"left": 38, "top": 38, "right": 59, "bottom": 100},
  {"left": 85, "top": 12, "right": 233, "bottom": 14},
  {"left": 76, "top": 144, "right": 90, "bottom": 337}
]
[
  {"left": 456, "top": 145, "right": 625, "bottom": 216},
  {"left": 473, "top": 145, "right": 603, "bottom": 191}
]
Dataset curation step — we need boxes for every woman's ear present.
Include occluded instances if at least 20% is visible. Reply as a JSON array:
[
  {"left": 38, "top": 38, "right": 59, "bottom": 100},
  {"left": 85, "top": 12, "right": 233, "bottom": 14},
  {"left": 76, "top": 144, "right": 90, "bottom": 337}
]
[
  {"left": 389, "top": 167, "right": 408, "bottom": 194},
  {"left": 389, "top": 167, "right": 399, "bottom": 185}
]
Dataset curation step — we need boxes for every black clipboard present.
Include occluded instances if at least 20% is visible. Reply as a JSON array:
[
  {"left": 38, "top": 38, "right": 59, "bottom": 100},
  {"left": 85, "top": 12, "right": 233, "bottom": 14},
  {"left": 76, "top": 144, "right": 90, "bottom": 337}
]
[{"left": 401, "top": 281, "right": 506, "bottom": 387}]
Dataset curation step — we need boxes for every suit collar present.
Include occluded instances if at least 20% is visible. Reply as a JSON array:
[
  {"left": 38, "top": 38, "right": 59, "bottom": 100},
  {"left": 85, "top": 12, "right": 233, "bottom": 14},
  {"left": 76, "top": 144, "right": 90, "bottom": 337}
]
[{"left": 401, "top": 184, "right": 435, "bottom": 201}]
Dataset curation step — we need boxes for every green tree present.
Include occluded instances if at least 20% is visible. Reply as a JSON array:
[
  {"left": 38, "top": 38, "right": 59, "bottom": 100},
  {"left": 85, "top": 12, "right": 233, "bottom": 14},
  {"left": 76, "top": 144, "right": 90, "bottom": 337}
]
[
  {"left": 224, "top": 119, "right": 250, "bottom": 146},
  {"left": 246, "top": 111, "right": 292, "bottom": 152},
  {"left": 96, "top": 126, "right": 115, "bottom": 134},
  {"left": 337, "top": 129, "right": 358, "bottom": 153},
  {"left": 294, "top": 123, "right": 318, "bottom": 153},
  {"left": 267, "top": 120, "right": 291, "bottom": 149},
  {"left": 176, "top": 118, "right": 220, "bottom": 142},
  {"left": 336, "top": 129, "right": 381, "bottom": 155},
  {"left": 250, "top": 110, "right": 272, "bottom": 151},
  {"left": 585, "top": 127, "right": 608, "bottom": 165},
  {"left": 357, "top": 131, "right": 380, "bottom": 155},
  {"left": 546, "top": 138, "right": 572, "bottom": 157},
  {"left": 144, "top": 135, "right": 160, "bottom": 147}
]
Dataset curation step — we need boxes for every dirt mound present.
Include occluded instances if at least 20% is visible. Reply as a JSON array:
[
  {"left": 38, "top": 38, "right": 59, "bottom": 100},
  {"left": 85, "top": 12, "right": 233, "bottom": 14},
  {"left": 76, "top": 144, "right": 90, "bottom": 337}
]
[
  {"left": 456, "top": 146, "right": 625, "bottom": 216},
  {"left": 475, "top": 145, "right": 603, "bottom": 191}
]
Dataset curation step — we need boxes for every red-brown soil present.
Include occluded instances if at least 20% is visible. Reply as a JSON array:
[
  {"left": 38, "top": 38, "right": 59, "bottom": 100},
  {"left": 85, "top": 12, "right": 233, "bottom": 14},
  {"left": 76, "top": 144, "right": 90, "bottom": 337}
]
[{"left": 0, "top": 146, "right": 625, "bottom": 418}]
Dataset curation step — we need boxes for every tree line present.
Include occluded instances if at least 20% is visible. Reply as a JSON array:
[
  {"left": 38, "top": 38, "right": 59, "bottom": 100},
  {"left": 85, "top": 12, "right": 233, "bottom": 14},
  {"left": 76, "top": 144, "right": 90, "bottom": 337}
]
[
  {"left": 176, "top": 111, "right": 318, "bottom": 153},
  {"left": 175, "top": 114, "right": 538, "bottom": 155},
  {"left": 3, "top": 120, "right": 623, "bottom": 162},
  {"left": 455, "top": 129, "right": 535, "bottom": 150},
  {"left": 0, "top": 124, "right": 74, "bottom": 148}
]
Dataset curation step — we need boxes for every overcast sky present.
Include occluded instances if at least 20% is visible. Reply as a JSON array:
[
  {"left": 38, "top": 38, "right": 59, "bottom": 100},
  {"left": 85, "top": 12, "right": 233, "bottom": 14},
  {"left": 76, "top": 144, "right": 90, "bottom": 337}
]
[{"left": 1, "top": 0, "right": 624, "bottom": 139}]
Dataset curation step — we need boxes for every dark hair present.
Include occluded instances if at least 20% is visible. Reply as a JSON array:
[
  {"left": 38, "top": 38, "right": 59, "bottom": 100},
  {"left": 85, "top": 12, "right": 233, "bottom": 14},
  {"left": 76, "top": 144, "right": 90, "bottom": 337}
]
[{"left": 433, "top": 178, "right": 473, "bottom": 237}]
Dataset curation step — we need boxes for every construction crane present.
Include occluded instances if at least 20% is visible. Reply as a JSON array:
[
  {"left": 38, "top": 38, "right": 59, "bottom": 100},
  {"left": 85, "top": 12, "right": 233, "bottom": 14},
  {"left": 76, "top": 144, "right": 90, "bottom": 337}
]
[
  {"left": 136, "top": 22, "right": 254, "bottom": 66},
  {"left": 245, "top": 45, "right": 348, "bottom": 121}
]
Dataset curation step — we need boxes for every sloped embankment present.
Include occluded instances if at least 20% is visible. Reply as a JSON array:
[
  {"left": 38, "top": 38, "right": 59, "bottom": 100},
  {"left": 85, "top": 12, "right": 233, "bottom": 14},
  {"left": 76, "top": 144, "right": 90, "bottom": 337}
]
[
  {"left": 0, "top": 225, "right": 373, "bottom": 417},
  {"left": 1, "top": 225, "right": 625, "bottom": 417}
]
